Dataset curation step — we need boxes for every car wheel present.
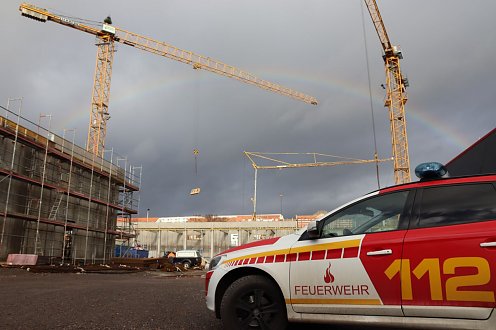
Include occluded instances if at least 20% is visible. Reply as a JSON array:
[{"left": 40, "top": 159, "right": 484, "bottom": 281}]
[
  {"left": 220, "top": 275, "right": 287, "bottom": 329},
  {"left": 182, "top": 260, "right": 191, "bottom": 269}
]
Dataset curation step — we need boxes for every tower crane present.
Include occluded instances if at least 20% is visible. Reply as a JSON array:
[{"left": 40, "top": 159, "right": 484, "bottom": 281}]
[
  {"left": 364, "top": 0, "right": 411, "bottom": 184},
  {"left": 20, "top": 3, "right": 318, "bottom": 157},
  {"left": 244, "top": 151, "right": 392, "bottom": 220}
]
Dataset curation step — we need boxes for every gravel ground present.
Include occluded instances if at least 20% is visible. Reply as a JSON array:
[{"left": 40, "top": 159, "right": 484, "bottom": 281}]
[
  {"left": 0, "top": 267, "right": 220, "bottom": 330},
  {"left": 0, "top": 267, "right": 385, "bottom": 330}
]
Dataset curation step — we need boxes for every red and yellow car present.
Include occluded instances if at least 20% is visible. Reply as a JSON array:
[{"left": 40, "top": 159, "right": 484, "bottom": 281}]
[{"left": 206, "top": 163, "right": 496, "bottom": 329}]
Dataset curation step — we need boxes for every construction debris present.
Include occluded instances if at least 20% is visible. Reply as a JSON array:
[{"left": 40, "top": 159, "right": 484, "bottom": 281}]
[
  {"left": 0, "top": 255, "right": 207, "bottom": 274},
  {"left": 0, "top": 263, "right": 142, "bottom": 274}
]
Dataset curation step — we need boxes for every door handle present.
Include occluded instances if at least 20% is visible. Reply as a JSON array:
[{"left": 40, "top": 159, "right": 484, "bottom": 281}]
[
  {"left": 480, "top": 242, "right": 496, "bottom": 248},
  {"left": 366, "top": 249, "right": 392, "bottom": 256}
]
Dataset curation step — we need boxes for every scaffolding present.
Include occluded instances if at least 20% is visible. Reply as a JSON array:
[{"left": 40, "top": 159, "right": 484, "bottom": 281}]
[{"left": 0, "top": 105, "right": 141, "bottom": 264}]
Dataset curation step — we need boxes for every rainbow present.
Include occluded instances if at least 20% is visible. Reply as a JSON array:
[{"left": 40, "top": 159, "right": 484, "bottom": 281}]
[{"left": 59, "top": 68, "right": 472, "bottom": 151}]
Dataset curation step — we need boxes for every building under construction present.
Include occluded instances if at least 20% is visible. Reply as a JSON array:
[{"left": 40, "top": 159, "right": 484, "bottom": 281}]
[{"left": 0, "top": 108, "right": 141, "bottom": 264}]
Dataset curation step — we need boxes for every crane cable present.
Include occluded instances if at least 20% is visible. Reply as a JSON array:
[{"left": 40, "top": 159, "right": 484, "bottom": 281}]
[
  {"left": 361, "top": 0, "right": 381, "bottom": 189},
  {"left": 194, "top": 68, "right": 200, "bottom": 178},
  {"left": 47, "top": 7, "right": 103, "bottom": 27},
  {"left": 190, "top": 66, "right": 201, "bottom": 196}
]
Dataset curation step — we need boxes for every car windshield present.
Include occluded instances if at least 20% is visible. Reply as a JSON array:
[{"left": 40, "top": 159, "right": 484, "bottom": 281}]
[{"left": 321, "top": 191, "right": 409, "bottom": 238}]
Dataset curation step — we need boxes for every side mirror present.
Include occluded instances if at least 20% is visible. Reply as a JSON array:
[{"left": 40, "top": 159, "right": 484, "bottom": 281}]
[{"left": 306, "top": 220, "right": 320, "bottom": 239}]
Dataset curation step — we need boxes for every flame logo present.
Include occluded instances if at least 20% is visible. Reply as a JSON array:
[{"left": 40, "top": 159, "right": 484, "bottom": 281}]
[{"left": 323, "top": 262, "right": 335, "bottom": 283}]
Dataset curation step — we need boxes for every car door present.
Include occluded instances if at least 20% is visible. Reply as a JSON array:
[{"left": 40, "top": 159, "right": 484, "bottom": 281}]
[
  {"left": 289, "top": 189, "right": 413, "bottom": 316},
  {"left": 402, "top": 182, "right": 496, "bottom": 319}
]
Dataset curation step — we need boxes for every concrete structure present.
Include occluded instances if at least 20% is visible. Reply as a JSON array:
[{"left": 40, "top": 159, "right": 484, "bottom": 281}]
[
  {"left": 132, "top": 219, "right": 299, "bottom": 258},
  {"left": 124, "top": 213, "right": 337, "bottom": 258},
  {"left": 0, "top": 109, "right": 140, "bottom": 263}
]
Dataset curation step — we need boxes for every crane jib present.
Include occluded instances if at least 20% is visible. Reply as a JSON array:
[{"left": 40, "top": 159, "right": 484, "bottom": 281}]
[{"left": 19, "top": 2, "right": 318, "bottom": 157}]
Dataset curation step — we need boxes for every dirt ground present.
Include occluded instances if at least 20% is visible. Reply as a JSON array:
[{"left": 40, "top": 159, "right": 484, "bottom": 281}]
[
  {"left": 0, "top": 267, "right": 220, "bottom": 329},
  {"left": 0, "top": 267, "right": 383, "bottom": 330}
]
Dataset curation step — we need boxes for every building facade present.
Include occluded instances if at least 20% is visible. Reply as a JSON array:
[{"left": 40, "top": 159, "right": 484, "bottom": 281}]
[
  {"left": 0, "top": 113, "right": 139, "bottom": 263},
  {"left": 122, "top": 214, "right": 297, "bottom": 258}
]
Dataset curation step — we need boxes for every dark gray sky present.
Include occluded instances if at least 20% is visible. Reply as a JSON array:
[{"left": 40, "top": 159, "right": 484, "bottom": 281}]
[{"left": 2, "top": 1, "right": 495, "bottom": 218}]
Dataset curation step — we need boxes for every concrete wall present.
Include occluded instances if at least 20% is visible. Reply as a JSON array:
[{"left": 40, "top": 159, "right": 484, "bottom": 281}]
[{"left": 132, "top": 221, "right": 299, "bottom": 258}]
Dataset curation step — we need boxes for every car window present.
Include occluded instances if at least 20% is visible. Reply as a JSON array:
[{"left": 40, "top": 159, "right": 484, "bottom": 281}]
[
  {"left": 320, "top": 191, "right": 409, "bottom": 238},
  {"left": 417, "top": 183, "right": 496, "bottom": 228}
]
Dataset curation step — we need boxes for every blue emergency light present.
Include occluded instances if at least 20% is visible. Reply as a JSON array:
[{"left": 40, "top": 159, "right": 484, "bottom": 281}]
[{"left": 415, "top": 162, "right": 448, "bottom": 180}]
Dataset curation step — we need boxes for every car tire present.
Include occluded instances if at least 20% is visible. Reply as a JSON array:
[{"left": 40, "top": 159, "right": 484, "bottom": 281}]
[
  {"left": 182, "top": 260, "right": 191, "bottom": 269},
  {"left": 220, "top": 275, "right": 287, "bottom": 330}
]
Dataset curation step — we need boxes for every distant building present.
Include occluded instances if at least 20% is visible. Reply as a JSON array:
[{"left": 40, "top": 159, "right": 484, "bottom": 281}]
[
  {"left": 294, "top": 211, "right": 327, "bottom": 228},
  {"left": 118, "top": 214, "right": 284, "bottom": 225},
  {"left": 117, "top": 213, "right": 292, "bottom": 258}
]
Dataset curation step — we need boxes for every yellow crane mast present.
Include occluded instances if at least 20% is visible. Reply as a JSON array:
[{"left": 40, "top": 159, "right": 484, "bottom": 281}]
[
  {"left": 20, "top": 3, "right": 318, "bottom": 157},
  {"left": 364, "top": 0, "right": 411, "bottom": 184}
]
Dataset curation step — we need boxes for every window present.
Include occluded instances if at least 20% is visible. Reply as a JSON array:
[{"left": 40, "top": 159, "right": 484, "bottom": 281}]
[
  {"left": 320, "top": 191, "right": 409, "bottom": 238},
  {"left": 418, "top": 183, "right": 496, "bottom": 228}
]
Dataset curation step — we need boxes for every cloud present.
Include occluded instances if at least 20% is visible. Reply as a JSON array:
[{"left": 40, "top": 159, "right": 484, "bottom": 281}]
[{"left": 2, "top": 0, "right": 495, "bottom": 218}]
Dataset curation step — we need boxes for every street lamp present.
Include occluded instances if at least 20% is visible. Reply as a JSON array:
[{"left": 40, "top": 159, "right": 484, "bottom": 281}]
[
  {"left": 146, "top": 208, "right": 150, "bottom": 222},
  {"left": 279, "top": 193, "right": 284, "bottom": 216}
]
